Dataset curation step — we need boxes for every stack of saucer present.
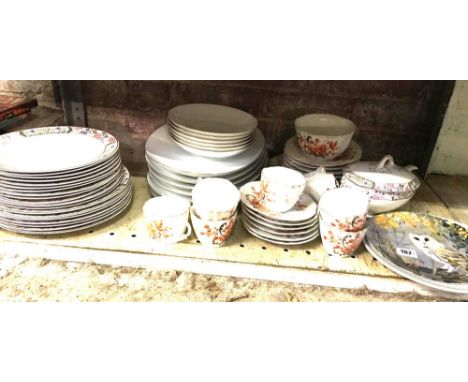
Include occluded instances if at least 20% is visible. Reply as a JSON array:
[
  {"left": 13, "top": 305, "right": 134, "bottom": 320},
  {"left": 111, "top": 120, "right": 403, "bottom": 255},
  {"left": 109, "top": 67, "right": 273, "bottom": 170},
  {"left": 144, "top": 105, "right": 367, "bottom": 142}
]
[
  {"left": 240, "top": 175, "right": 319, "bottom": 245},
  {"left": 282, "top": 137, "right": 362, "bottom": 181},
  {"left": 0, "top": 126, "right": 132, "bottom": 234},
  {"left": 167, "top": 104, "right": 257, "bottom": 158}
]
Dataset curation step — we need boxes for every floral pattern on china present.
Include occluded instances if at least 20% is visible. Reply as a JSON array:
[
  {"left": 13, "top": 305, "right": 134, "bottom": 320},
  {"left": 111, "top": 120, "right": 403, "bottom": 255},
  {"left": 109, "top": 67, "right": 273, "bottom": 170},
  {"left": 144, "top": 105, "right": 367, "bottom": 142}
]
[
  {"left": 240, "top": 181, "right": 317, "bottom": 222},
  {"left": 147, "top": 220, "right": 173, "bottom": 240},
  {"left": 342, "top": 155, "right": 421, "bottom": 201},
  {"left": 322, "top": 228, "right": 365, "bottom": 256},
  {"left": 297, "top": 134, "right": 338, "bottom": 158},
  {"left": 199, "top": 215, "right": 236, "bottom": 246}
]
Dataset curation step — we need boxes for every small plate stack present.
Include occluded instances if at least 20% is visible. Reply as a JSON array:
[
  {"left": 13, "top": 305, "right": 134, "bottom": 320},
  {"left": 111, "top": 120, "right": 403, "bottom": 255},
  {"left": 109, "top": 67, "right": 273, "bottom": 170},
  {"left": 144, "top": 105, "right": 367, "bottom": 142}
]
[
  {"left": 282, "top": 137, "right": 362, "bottom": 181},
  {"left": 167, "top": 104, "right": 257, "bottom": 158},
  {"left": 240, "top": 181, "right": 319, "bottom": 245},
  {"left": 0, "top": 126, "right": 132, "bottom": 235},
  {"left": 146, "top": 104, "right": 267, "bottom": 200}
]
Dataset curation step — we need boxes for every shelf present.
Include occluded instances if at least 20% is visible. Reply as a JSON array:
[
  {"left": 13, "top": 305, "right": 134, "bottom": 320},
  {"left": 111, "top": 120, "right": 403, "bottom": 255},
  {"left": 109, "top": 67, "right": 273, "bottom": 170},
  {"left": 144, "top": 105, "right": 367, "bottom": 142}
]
[{"left": 0, "top": 176, "right": 464, "bottom": 298}]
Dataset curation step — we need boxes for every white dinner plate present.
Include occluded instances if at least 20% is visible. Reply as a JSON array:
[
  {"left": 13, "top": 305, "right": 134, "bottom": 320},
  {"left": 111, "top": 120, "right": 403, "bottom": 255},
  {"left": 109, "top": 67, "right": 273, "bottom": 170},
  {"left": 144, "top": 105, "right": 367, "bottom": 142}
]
[
  {"left": 169, "top": 130, "right": 254, "bottom": 152},
  {"left": 169, "top": 123, "right": 255, "bottom": 145},
  {"left": 0, "top": 126, "right": 119, "bottom": 173},
  {"left": 168, "top": 104, "right": 257, "bottom": 135},
  {"left": 146, "top": 124, "right": 265, "bottom": 174}
]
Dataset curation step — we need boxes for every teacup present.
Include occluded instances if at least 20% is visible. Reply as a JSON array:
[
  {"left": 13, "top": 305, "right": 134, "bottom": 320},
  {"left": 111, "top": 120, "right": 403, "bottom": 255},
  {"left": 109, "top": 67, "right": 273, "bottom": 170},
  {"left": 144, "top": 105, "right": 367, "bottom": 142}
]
[
  {"left": 190, "top": 206, "right": 237, "bottom": 247},
  {"left": 260, "top": 166, "right": 306, "bottom": 212},
  {"left": 143, "top": 196, "right": 191, "bottom": 243},
  {"left": 319, "top": 216, "right": 366, "bottom": 256},
  {"left": 192, "top": 178, "right": 240, "bottom": 220},
  {"left": 318, "top": 187, "right": 369, "bottom": 232},
  {"left": 305, "top": 167, "right": 337, "bottom": 202}
]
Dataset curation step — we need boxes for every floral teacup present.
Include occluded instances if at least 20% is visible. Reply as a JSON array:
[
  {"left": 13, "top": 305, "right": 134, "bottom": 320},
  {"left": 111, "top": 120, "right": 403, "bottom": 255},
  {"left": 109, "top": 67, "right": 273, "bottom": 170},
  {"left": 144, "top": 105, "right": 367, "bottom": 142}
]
[
  {"left": 192, "top": 178, "right": 240, "bottom": 220},
  {"left": 260, "top": 166, "right": 306, "bottom": 212},
  {"left": 318, "top": 187, "right": 369, "bottom": 232},
  {"left": 319, "top": 217, "right": 366, "bottom": 256},
  {"left": 190, "top": 207, "right": 237, "bottom": 247},
  {"left": 143, "top": 196, "right": 191, "bottom": 243}
]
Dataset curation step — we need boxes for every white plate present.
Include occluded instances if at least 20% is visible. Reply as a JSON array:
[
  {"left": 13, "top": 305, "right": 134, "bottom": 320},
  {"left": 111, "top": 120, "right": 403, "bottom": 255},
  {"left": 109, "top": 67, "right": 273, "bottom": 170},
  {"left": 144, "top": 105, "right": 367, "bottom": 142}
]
[
  {"left": 147, "top": 151, "right": 267, "bottom": 186},
  {"left": 0, "top": 126, "right": 119, "bottom": 173},
  {"left": 242, "top": 217, "right": 320, "bottom": 245},
  {"left": 0, "top": 168, "right": 131, "bottom": 217},
  {"left": 282, "top": 156, "right": 344, "bottom": 173},
  {"left": 0, "top": 158, "right": 122, "bottom": 192},
  {"left": 172, "top": 139, "right": 249, "bottom": 158},
  {"left": 169, "top": 130, "right": 254, "bottom": 152},
  {"left": 169, "top": 123, "right": 255, "bottom": 145},
  {"left": 284, "top": 137, "right": 362, "bottom": 168},
  {"left": 0, "top": 166, "right": 123, "bottom": 199},
  {"left": 145, "top": 124, "right": 265, "bottom": 174},
  {"left": 242, "top": 207, "right": 318, "bottom": 231},
  {"left": 0, "top": 193, "right": 132, "bottom": 235},
  {"left": 241, "top": 203, "right": 317, "bottom": 227},
  {"left": 168, "top": 103, "right": 257, "bottom": 135},
  {"left": 242, "top": 211, "right": 318, "bottom": 235},
  {"left": 240, "top": 181, "right": 317, "bottom": 222}
]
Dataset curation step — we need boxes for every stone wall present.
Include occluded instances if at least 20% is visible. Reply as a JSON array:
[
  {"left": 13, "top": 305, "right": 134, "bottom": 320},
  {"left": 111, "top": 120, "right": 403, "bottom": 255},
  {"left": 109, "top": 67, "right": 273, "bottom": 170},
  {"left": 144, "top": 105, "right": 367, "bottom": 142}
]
[
  {"left": 0, "top": 80, "right": 57, "bottom": 109},
  {"left": 82, "top": 80, "right": 452, "bottom": 175}
]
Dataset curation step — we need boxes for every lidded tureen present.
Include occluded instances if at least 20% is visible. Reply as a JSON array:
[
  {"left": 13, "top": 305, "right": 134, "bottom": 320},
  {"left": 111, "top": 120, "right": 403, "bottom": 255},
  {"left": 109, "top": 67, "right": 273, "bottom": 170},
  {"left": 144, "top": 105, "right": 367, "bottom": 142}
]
[{"left": 340, "top": 155, "right": 420, "bottom": 214}]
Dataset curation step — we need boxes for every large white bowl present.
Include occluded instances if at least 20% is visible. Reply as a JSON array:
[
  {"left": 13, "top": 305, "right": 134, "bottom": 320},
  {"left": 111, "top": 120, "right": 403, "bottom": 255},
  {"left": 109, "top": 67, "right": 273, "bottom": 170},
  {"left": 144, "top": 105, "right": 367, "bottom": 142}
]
[{"left": 294, "top": 114, "right": 356, "bottom": 159}]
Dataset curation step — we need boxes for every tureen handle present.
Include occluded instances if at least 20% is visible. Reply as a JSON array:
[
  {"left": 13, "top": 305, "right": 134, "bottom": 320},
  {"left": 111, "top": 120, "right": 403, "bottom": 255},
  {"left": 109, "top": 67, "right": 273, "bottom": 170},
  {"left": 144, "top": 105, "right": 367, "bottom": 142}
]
[
  {"left": 377, "top": 155, "right": 395, "bottom": 169},
  {"left": 404, "top": 165, "right": 418, "bottom": 172}
]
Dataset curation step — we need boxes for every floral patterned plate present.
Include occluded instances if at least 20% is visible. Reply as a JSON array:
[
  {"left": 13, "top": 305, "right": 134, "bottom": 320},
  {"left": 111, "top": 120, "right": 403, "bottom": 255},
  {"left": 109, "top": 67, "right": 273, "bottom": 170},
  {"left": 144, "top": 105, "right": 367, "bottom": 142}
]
[
  {"left": 0, "top": 126, "right": 118, "bottom": 173},
  {"left": 240, "top": 181, "right": 317, "bottom": 222},
  {"left": 242, "top": 206, "right": 318, "bottom": 230},
  {"left": 284, "top": 137, "right": 361, "bottom": 168},
  {"left": 365, "top": 212, "right": 468, "bottom": 294}
]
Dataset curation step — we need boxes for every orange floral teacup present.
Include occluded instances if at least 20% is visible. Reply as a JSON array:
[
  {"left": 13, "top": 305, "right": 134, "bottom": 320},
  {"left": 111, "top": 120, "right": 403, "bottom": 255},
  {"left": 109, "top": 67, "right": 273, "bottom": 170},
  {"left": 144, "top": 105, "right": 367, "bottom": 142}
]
[
  {"left": 143, "top": 196, "right": 191, "bottom": 244},
  {"left": 190, "top": 206, "right": 237, "bottom": 247}
]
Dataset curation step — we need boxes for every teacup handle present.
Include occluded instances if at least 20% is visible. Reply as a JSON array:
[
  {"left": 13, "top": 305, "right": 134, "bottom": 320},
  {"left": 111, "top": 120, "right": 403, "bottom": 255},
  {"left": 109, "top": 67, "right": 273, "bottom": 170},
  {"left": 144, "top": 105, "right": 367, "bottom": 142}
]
[{"left": 180, "top": 223, "right": 192, "bottom": 241}]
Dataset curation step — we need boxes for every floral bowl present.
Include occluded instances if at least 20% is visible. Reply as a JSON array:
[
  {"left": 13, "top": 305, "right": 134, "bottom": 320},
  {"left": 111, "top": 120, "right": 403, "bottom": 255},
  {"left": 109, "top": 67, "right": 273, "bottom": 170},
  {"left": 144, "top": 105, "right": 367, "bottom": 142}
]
[
  {"left": 190, "top": 207, "right": 237, "bottom": 247},
  {"left": 295, "top": 114, "right": 356, "bottom": 159}
]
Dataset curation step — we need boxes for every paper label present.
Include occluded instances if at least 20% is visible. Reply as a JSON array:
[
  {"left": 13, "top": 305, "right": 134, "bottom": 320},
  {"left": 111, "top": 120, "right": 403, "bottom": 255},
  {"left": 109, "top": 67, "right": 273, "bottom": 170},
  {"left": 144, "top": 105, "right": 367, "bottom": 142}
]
[{"left": 396, "top": 247, "right": 418, "bottom": 259}]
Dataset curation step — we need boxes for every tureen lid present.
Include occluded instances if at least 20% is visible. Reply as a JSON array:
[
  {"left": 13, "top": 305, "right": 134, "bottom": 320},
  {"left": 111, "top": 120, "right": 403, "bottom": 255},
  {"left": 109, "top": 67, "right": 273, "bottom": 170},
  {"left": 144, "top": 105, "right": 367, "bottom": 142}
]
[{"left": 343, "top": 155, "right": 420, "bottom": 193}]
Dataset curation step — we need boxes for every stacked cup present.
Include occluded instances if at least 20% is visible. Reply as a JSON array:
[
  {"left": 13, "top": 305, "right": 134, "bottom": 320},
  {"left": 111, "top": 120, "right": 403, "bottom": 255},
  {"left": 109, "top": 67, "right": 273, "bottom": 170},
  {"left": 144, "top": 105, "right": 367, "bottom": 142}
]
[
  {"left": 259, "top": 166, "right": 306, "bottom": 212},
  {"left": 318, "top": 188, "right": 369, "bottom": 256},
  {"left": 143, "top": 196, "right": 192, "bottom": 244},
  {"left": 191, "top": 178, "right": 240, "bottom": 247}
]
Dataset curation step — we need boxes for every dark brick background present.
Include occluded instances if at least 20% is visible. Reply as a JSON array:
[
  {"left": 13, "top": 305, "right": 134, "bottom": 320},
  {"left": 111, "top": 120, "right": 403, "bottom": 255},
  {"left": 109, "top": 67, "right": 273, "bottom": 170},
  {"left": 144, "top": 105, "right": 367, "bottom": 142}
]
[{"left": 81, "top": 80, "right": 453, "bottom": 176}]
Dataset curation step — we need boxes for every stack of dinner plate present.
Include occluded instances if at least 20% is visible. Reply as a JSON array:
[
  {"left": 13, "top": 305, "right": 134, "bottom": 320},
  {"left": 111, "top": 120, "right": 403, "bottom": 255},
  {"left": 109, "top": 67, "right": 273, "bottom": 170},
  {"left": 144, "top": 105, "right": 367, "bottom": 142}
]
[
  {"left": 282, "top": 137, "right": 362, "bottom": 181},
  {"left": 145, "top": 124, "right": 267, "bottom": 200},
  {"left": 167, "top": 104, "right": 257, "bottom": 158},
  {"left": 239, "top": 181, "right": 319, "bottom": 245},
  {"left": 0, "top": 126, "right": 132, "bottom": 235}
]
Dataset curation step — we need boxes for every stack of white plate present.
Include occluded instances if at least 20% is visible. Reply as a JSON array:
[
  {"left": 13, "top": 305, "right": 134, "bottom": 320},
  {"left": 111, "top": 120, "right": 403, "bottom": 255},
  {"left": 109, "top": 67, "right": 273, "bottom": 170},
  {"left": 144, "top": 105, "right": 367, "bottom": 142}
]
[
  {"left": 282, "top": 137, "right": 362, "bottom": 180},
  {"left": 145, "top": 124, "right": 267, "bottom": 200},
  {"left": 167, "top": 104, "right": 257, "bottom": 158},
  {"left": 0, "top": 126, "right": 132, "bottom": 235},
  {"left": 240, "top": 181, "right": 319, "bottom": 245}
]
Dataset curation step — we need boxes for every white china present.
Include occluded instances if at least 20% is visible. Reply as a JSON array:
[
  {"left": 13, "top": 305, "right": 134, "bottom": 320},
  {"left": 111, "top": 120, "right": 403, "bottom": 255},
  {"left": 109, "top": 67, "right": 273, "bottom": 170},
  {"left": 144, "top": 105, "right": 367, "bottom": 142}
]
[
  {"left": 240, "top": 181, "right": 317, "bottom": 222},
  {"left": 168, "top": 103, "right": 257, "bottom": 136},
  {"left": 340, "top": 154, "right": 421, "bottom": 214},
  {"left": 192, "top": 178, "right": 240, "bottom": 220},
  {"left": 242, "top": 209, "right": 318, "bottom": 235},
  {"left": 259, "top": 167, "right": 306, "bottom": 212},
  {"left": 190, "top": 207, "right": 237, "bottom": 247},
  {"left": 146, "top": 124, "right": 265, "bottom": 175},
  {"left": 143, "top": 196, "right": 191, "bottom": 243},
  {"left": 294, "top": 114, "right": 356, "bottom": 159},
  {"left": 319, "top": 216, "right": 366, "bottom": 256},
  {"left": 305, "top": 167, "right": 337, "bottom": 202},
  {"left": 0, "top": 126, "right": 131, "bottom": 235},
  {"left": 318, "top": 187, "right": 369, "bottom": 232},
  {"left": 0, "top": 126, "right": 118, "bottom": 173}
]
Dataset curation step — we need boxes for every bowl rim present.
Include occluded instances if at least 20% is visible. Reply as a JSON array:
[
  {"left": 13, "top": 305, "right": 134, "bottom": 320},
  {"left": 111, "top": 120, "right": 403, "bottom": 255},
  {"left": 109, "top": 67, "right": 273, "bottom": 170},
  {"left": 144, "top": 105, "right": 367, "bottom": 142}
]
[{"left": 294, "top": 113, "right": 356, "bottom": 136}]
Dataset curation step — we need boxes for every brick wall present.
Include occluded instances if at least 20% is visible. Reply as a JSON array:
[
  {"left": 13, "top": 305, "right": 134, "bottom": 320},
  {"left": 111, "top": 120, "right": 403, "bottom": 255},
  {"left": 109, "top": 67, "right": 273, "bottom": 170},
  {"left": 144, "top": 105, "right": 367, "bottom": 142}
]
[{"left": 82, "top": 80, "right": 452, "bottom": 175}]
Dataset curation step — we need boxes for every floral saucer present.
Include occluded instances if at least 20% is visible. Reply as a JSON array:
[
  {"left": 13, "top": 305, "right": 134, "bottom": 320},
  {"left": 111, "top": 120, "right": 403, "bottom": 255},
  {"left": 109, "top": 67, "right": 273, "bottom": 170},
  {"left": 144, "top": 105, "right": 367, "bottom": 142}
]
[{"left": 240, "top": 181, "right": 317, "bottom": 222}]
